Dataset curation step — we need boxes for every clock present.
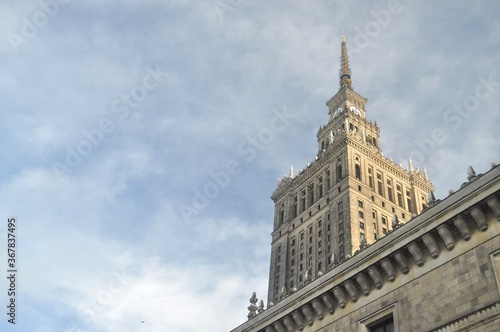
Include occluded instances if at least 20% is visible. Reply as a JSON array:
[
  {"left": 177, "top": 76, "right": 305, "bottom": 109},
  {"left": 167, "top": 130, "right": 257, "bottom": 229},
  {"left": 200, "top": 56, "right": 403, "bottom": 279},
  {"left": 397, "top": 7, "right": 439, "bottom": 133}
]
[
  {"left": 333, "top": 107, "right": 343, "bottom": 118},
  {"left": 350, "top": 106, "right": 362, "bottom": 117}
]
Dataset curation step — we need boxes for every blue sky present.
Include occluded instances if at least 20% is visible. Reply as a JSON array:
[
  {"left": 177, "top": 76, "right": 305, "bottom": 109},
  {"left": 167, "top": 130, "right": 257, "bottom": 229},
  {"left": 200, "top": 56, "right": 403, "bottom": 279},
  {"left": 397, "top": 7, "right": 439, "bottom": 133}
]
[{"left": 0, "top": 1, "right": 498, "bottom": 331}]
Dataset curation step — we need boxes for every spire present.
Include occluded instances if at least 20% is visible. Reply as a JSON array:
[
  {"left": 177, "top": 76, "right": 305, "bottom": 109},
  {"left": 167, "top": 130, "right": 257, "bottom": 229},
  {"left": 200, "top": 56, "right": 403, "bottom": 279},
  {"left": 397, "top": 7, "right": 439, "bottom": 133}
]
[{"left": 339, "top": 33, "right": 352, "bottom": 89}]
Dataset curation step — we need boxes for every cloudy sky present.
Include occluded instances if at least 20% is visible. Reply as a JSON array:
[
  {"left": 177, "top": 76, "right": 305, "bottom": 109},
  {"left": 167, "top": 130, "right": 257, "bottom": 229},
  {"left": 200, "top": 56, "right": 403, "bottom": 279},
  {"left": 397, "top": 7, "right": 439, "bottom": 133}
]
[{"left": 0, "top": 1, "right": 498, "bottom": 331}]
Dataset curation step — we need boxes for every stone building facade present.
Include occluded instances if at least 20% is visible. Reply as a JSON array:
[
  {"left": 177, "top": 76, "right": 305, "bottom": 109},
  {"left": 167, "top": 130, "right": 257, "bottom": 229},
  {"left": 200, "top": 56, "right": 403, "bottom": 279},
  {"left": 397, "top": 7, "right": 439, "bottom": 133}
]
[{"left": 230, "top": 36, "right": 500, "bottom": 332}]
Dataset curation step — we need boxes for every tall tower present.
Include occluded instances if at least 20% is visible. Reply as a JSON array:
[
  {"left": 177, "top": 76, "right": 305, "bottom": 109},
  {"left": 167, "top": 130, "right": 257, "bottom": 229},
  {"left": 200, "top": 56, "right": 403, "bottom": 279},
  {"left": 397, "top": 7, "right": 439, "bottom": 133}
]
[{"left": 267, "top": 35, "right": 434, "bottom": 305}]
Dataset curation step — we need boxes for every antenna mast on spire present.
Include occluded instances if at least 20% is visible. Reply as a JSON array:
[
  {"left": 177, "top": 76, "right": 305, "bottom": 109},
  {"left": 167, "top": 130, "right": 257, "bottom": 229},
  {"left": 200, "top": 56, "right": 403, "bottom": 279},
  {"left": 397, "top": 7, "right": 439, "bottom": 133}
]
[{"left": 339, "top": 33, "right": 352, "bottom": 90}]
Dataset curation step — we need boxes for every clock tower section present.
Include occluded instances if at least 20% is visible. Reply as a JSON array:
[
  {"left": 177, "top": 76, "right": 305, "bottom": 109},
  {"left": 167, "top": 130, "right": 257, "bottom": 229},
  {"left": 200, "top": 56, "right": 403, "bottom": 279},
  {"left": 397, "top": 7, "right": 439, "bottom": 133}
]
[{"left": 267, "top": 35, "right": 434, "bottom": 306}]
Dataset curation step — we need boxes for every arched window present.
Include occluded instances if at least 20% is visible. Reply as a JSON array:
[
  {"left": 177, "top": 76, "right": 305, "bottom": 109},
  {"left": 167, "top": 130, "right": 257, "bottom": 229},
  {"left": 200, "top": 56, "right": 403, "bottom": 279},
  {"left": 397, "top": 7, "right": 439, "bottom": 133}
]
[{"left": 355, "top": 164, "right": 362, "bottom": 181}]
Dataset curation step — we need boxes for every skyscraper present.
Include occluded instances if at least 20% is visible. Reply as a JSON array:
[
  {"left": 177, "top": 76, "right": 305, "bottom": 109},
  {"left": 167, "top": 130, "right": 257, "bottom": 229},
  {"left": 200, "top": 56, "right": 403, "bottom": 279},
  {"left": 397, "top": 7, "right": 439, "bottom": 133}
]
[
  {"left": 231, "top": 34, "right": 500, "bottom": 332},
  {"left": 267, "top": 35, "right": 434, "bottom": 305}
]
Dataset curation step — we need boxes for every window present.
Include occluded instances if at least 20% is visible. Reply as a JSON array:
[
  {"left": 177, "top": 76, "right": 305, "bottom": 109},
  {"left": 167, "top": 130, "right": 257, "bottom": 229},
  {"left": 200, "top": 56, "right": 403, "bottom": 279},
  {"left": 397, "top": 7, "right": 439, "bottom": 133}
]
[
  {"left": 387, "top": 178, "right": 394, "bottom": 202},
  {"left": 396, "top": 184, "right": 404, "bottom": 208},
  {"left": 309, "top": 226, "right": 313, "bottom": 234},
  {"left": 318, "top": 230, "right": 322, "bottom": 237},
  {"left": 318, "top": 241, "right": 322, "bottom": 248},
  {"left": 318, "top": 262, "right": 322, "bottom": 271},
  {"left": 300, "top": 233, "right": 304, "bottom": 240},
  {"left": 318, "top": 177, "right": 323, "bottom": 198},
  {"left": 381, "top": 216, "right": 387, "bottom": 225},
  {"left": 336, "top": 163, "right": 342, "bottom": 182},
  {"left": 359, "top": 211, "right": 364, "bottom": 219},
  {"left": 293, "top": 195, "right": 298, "bottom": 217},
  {"left": 355, "top": 164, "right": 362, "bottom": 181},
  {"left": 377, "top": 172, "right": 383, "bottom": 196},
  {"left": 383, "top": 228, "right": 387, "bottom": 234},
  {"left": 291, "top": 249, "right": 295, "bottom": 256},
  {"left": 300, "top": 243, "right": 304, "bottom": 250},
  {"left": 370, "top": 317, "right": 394, "bottom": 332},
  {"left": 291, "top": 259, "right": 294, "bottom": 266},
  {"left": 360, "top": 222, "right": 365, "bottom": 230},
  {"left": 368, "top": 166, "right": 374, "bottom": 189},
  {"left": 406, "top": 189, "right": 412, "bottom": 213},
  {"left": 326, "top": 170, "right": 331, "bottom": 190},
  {"left": 358, "top": 200, "right": 364, "bottom": 208},
  {"left": 292, "top": 239, "right": 295, "bottom": 246},
  {"left": 360, "top": 304, "right": 397, "bottom": 332},
  {"left": 309, "top": 247, "right": 312, "bottom": 254},
  {"left": 308, "top": 184, "right": 315, "bottom": 206}
]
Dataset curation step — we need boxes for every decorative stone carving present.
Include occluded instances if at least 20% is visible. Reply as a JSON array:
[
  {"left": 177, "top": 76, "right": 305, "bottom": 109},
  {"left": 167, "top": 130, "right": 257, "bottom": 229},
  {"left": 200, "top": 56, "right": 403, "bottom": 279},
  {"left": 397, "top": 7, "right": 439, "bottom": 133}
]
[
  {"left": 333, "top": 286, "right": 347, "bottom": 308},
  {"left": 453, "top": 215, "right": 471, "bottom": 240},
  {"left": 344, "top": 280, "right": 358, "bottom": 302},
  {"left": 407, "top": 242, "right": 424, "bottom": 266},
  {"left": 392, "top": 214, "right": 400, "bottom": 228},
  {"left": 291, "top": 311, "right": 305, "bottom": 331},
  {"left": 394, "top": 252, "right": 409, "bottom": 274},
  {"left": 355, "top": 273, "right": 371, "bottom": 295},
  {"left": 368, "top": 266, "right": 383, "bottom": 288},
  {"left": 312, "top": 299, "right": 325, "bottom": 320},
  {"left": 279, "top": 286, "right": 287, "bottom": 300},
  {"left": 470, "top": 206, "right": 488, "bottom": 231},
  {"left": 467, "top": 166, "right": 477, "bottom": 181},
  {"left": 273, "top": 321, "right": 287, "bottom": 332},
  {"left": 301, "top": 305, "right": 314, "bottom": 326},
  {"left": 283, "top": 316, "right": 295, "bottom": 332},
  {"left": 258, "top": 300, "right": 265, "bottom": 314},
  {"left": 422, "top": 233, "right": 439, "bottom": 258},
  {"left": 321, "top": 293, "right": 335, "bottom": 314},
  {"left": 487, "top": 196, "right": 500, "bottom": 220},
  {"left": 437, "top": 224, "right": 455, "bottom": 249},
  {"left": 380, "top": 258, "right": 396, "bottom": 281},
  {"left": 247, "top": 292, "right": 258, "bottom": 320}
]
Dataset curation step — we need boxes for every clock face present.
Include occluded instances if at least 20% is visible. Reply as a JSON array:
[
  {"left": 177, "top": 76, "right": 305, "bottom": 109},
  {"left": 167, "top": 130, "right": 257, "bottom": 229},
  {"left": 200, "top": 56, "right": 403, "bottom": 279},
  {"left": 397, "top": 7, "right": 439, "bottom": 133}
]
[
  {"left": 333, "top": 107, "right": 343, "bottom": 118},
  {"left": 350, "top": 106, "right": 362, "bottom": 117}
]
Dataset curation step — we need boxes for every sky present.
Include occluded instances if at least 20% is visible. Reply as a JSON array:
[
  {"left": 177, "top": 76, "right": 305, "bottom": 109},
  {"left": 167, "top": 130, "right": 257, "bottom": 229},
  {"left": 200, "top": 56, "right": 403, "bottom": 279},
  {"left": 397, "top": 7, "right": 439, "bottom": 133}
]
[{"left": 0, "top": 1, "right": 499, "bottom": 331}]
